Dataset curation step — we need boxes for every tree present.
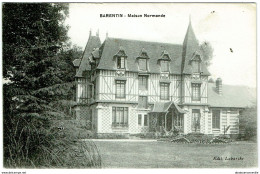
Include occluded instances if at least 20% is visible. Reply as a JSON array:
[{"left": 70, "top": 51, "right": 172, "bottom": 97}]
[
  {"left": 208, "top": 78, "right": 215, "bottom": 83},
  {"left": 3, "top": 3, "right": 100, "bottom": 168},
  {"left": 238, "top": 106, "right": 257, "bottom": 141},
  {"left": 200, "top": 41, "right": 214, "bottom": 67}
]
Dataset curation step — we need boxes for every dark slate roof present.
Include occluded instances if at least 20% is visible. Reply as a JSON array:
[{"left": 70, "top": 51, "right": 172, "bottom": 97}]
[
  {"left": 97, "top": 37, "right": 183, "bottom": 74},
  {"left": 76, "top": 36, "right": 101, "bottom": 77},
  {"left": 150, "top": 101, "right": 185, "bottom": 114},
  {"left": 208, "top": 83, "right": 256, "bottom": 108},
  {"left": 73, "top": 59, "right": 81, "bottom": 67},
  {"left": 181, "top": 22, "right": 210, "bottom": 75}
]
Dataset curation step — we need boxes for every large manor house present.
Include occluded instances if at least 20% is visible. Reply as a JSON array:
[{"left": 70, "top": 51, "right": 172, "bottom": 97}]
[{"left": 73, "top": 20, "right": 255, "bottom": 136}]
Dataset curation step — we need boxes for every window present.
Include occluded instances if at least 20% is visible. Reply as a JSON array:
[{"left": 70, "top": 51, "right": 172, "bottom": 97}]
[
  {"left": 88, "top": 85, "right": 92, "bottom": 99},
  {"left": 93, "top": 79, "right": 96, "bottom": 99},
  {"left": 192, "top": 83, "right": 201, "bottom": 101},
  {"left": 192, "top": 109, "right": 200, "bottom": 132},
  {"left": 139, "top": 96, "right": 148, "bottom": 109},
  {"left": 161, "top": 60, "right": 169, "bottom": 72},
  {"left": 116, "top": 80, "right": 126, "bottom": 98},
  {"left": 192, "top": 60, "right": 200, "bottom": 73},
  {"left": 144, "top": 114, "right": 148, "bottom": 126},
  {"left": 117, "top": 57, "right": 125, "bottom": 69},
  {"left": 212, "top": 110, "right": 220, "bottom": 129},
  {"left": 112, "top": 107, "right": 128, "bottom": 127},
  {"left": 138, "top": 114, "right": 142, "bottom": 126},
  {"left": 160, "top": 83, "right": 170, "bottom": 100},
  {"left": 138, "top": 75, "right": 148, "bottom": 90},
  {"left": 139, "top": 59, "right": 147, "bottom": 71}
]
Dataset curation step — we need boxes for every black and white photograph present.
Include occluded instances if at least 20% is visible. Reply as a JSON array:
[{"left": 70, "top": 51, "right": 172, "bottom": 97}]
[{"left": 1, "top": 2, "right": 258, "bottom": 172}]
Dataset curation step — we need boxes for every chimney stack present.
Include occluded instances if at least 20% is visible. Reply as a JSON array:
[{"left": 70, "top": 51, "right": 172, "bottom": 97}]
[
  {"left": 96, "top": 29, "right": 99, "bottom": 37},
  {"left": 216, "top": 78, "right": 222, "bottom": 95}
]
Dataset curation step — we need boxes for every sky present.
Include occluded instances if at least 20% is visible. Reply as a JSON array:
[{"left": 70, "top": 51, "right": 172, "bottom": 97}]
[{"left": 65, "top": 3, "right": 256, "bottom": 88}]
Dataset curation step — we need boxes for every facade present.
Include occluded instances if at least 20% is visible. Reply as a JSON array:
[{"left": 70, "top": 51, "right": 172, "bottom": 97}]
[{"left": 73, "top": 21, "right": 255, "bottom": 136}]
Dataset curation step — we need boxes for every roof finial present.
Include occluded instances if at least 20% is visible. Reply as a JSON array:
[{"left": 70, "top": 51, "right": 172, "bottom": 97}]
[
  {"left": 96, "top": 29, "right": 99, "bottom": 37},
  {"left": 89, "top": 28, "right": 92, "bottom": 36},
  {"left": 106, "top": 31, "right": 108, "bottom": 39},
  {"left": 189, "top": 14, "right": 191, "bottom": 24}
]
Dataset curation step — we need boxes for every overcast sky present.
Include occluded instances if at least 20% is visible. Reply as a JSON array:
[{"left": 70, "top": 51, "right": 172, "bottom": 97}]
[{"left": 65, "top": 3, "right": 256, "bottom": 88}]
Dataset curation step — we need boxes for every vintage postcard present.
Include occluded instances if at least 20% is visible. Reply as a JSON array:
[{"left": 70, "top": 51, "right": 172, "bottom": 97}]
[{"left": 1, "top": 2, "right": 257, "bottom": 173}]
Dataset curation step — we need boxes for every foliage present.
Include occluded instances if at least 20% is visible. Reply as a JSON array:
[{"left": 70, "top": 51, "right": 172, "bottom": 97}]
[
  {"left": 3, "top": 3, "right": 100, "bottom": 168},
  {"left": 208, "top": 78, "right": 215, "bottom": 83},
  {"left": 238, "top": 106, "right": 257, "bottom": 141},
  {"left": 200, "top": 41, "right": 214, "bottom": 67}
]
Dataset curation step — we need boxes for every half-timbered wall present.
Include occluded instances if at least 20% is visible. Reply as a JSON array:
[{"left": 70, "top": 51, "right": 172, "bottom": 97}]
[
  {"left": 97, "top": 70, "right": 181, "bottom": 104},
  {"left": 209, "top": 108, "right": 239, "bottom": 135},
  {"left": 181, "top": 75, "right": 208, "bottom": 104}
]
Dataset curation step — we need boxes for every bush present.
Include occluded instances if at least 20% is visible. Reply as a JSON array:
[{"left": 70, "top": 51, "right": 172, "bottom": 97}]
[
  {"left": 239, "top": 106, "right": 257, "bottom": 141},
  {"left": 4, "top": 117, "right": 102, "bottom": 168}
]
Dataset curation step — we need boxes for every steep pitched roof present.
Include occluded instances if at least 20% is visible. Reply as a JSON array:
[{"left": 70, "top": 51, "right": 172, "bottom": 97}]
[
  {"left": 208, "top": 83, "right": 256, "bottom": 108},
  {"left": 181, "top": 22, "right": 210, "bottom": 75},
  {"left": 76, "top": 35, "right": 101, "bottom": 77},
  {"left": 97, "top": 37, "right": 183, "bottom": 74},
  {"left": 150, "top": 101, "right": 185, "bottom": 113}
]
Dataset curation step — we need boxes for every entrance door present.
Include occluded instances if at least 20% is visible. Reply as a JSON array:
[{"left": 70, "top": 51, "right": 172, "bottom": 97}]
[{"left": 192, "top": 109, "right": 201, "bottom": 132}]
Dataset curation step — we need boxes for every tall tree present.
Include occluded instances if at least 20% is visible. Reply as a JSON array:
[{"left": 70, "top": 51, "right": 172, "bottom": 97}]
[
  {"left": 200, "top": 41, "right": 214, "bottom": 67},
  {"left": 3, "top": 3, "right": 100, "bottom": 168}
]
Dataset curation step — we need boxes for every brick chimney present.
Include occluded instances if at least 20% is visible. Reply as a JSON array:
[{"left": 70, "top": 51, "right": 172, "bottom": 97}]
[{"left": 216, "top": 78, "right": 222, "bottom": 95}]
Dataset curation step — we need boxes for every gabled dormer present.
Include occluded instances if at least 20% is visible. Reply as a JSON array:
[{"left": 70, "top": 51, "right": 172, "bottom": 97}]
[
  {"left": 114, "top": 46, "right": 127, "bottom": 70},
  {"left": 158, "top": 50, "right": 171, "bottom": 72},
  {"left": 137, "top": 48, "right": 149, "bottom": 71},
  {"left": 190, "top": 51, "right": 202, "bottom": 74}
]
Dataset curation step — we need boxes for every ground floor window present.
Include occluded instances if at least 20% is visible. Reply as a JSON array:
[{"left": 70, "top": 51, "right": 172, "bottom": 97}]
[
  {"left": 138, "top": 114, "right": 142, "bottom": 126},
  {"left": 192, "top": 109, "right": 200, "bottom": 132},
  {"left": 144, "top": 114, "right": 148, "bottom": 126},
  {"left": 137, "top": 114, "right": 149, "bottom": 126},
  {"left": 112, "top": 107, "right": 128, "bottom": 127},
  {"left": 212, "top": 110, "right": 220, "bottom": 129}
]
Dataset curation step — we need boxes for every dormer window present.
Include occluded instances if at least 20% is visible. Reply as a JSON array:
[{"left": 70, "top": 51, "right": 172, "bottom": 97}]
[
  {"left": 159, "top": 50, "right": 171, "bottom": 72},
  {"left": 114, "top": 46, "right": 127, "bottom": 70},
  {"left": 161, "top": 60, "right": 169, "bottom": 72},
  {"left": 117, "top": 57, "right": 125, "bottom": 69},
  {"left": 190, "top": 53, "right": 202, "bottom": 73},
  {"left": 139, "top": 59, "right": 147, "bottom": 71},
  {"left": 137, "top": 48, "right": 149, "bottom": 71}
]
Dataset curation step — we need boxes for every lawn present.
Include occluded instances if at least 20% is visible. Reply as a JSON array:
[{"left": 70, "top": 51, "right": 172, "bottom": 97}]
[{"left": 93, "top": 140, "right": 257, "bottom": 168}]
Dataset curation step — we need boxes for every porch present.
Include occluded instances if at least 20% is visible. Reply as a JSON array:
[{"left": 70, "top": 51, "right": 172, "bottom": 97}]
[{"left": 148, "top": 102, "right": 186, "bottom": 133}]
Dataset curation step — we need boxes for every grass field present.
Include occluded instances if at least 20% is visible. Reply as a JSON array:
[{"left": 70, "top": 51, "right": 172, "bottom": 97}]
[{"left": 93, "top": 140, "right": 257, "bottom": 168}]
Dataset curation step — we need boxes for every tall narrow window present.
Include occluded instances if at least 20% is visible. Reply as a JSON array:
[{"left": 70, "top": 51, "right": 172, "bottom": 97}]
[
  {"left": 138, "top": 114, "right": 142, "bottom": 126},
  {"left": 112, "top": 107, "right": 128, "bottom": 127},
  {"left": 117, "top": 57, "right": 125, "bottom": 69},
  {"left": 192, "top": 83, "right": 201, "bottom": 101},
  {"left": 138, "top": 75, "right": 148, "bottom": 90},
  {"left": 144, "top": 114, "right": 148, "bottom": 126},
  {"left": 161, "top": 60, "right": 169, "bottom": 72},
  {"left": 93, "top": 79, "right": 96, "bottom": 100},
  {"left": 116, "top": 80, "right": 126, "bottom": 98},
  {"left": 212, "top": 110, "right": 220, "bottom": 129},
  {"left": 138, "top": 96, "right": 148, "bottom": 109},
  {"left": 192, "top": 109, "right": 200, "bottom": 132},
  {"left": 160, "top": 83, "right": 170, "bottom": 100},
  {"left": 139, "top": 59, "right": 147, "bottom": 71}
]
